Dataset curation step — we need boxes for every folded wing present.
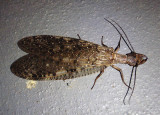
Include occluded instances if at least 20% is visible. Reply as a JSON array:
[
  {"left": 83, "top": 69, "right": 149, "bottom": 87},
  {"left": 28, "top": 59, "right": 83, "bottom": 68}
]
[{"left": 10, "top": 54, "right": 105, "bottom": 80}]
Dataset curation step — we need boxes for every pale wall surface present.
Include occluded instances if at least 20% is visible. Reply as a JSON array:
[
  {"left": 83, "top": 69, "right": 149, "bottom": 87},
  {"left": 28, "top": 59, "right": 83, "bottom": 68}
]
[{"left": 0, "top": 0, "right": 160, "bottom": 115}]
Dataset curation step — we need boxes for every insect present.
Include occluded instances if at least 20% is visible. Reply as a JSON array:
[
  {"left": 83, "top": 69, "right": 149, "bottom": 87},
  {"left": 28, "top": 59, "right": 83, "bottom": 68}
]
[{"left": 10, "top": 18, "right": 148, "bottom": 104}]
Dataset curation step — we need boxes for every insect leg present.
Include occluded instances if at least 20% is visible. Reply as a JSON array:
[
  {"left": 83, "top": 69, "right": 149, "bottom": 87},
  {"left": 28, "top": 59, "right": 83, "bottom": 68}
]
[
  {"left": 111, "top": 65, "right": 132, "bottom": 89},
  {"left": 77, "top": 34, "right": 81, "bottom": 39},
  {"left": 101, "top": 36, "right": 108, "bottom": 47},
  {"left": 91, "top": 69, "right": 104, "bottom": 90},
  {"left": 114, "top": 36, "right": 122, "bottom": 53}
]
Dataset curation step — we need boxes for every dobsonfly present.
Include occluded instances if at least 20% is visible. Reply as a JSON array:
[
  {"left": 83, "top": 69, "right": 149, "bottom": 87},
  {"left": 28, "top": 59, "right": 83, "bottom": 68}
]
[{"left": 10, "top": 18, "right": 148, "bottom": 104}]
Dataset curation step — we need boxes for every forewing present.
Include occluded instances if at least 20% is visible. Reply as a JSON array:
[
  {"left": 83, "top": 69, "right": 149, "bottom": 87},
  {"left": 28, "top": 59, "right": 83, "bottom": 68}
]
[
  {"left": 10, "top": 54, "right": 106, "bottom": 80},
  {"left": 17, "top": 35, "right": 101, "bottom": 56}
]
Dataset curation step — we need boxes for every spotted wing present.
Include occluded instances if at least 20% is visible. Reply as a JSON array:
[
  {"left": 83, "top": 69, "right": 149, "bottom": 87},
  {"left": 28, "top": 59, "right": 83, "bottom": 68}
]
[
  {"left": 17, "top": 35, "right": 102, "bottom": 56},
  {"left": 10, "top": 54, "right": 106, "bottom": 80}
]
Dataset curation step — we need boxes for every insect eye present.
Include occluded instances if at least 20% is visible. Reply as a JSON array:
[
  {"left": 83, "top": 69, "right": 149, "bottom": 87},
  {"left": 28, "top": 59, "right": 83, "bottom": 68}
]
[
  {"left": 142, "top": 55, "right": 148, "bottom": 62},
  {"left": 142, "top": 56, "right": 148, "bottom": 61},
  {"left": 139, "top": 55, "right": 148, "bottom": 65}
]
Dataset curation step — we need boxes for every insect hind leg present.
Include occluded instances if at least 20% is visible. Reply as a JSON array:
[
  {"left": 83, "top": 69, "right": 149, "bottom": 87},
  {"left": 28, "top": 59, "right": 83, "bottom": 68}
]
[
  {"left": 91, "top": 69, "right": 104, "bottom": 90},
  {"left": 77, "top": 34, "right": 81, "bottom": 39},
  {"left": 111, "top": 65, "right": 132, "bottom": 89}
]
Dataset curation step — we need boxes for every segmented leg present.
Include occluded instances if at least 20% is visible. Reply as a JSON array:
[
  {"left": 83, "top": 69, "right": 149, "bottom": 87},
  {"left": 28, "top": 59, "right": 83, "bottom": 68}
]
[
  {"left": 101, "top": 36, "right": 108, "bottom": 47},
  {"left": 111, "top": 65, "right": 132, "bottom": 89},
  {"left": 114, "top": 36, "right": 122, "bottom": 53},
  {"left": 91, "top": 69, "right": 104, "bottom": 90},
  {"left": 77, "top": 34, "right": 81, "bottom": 39}
]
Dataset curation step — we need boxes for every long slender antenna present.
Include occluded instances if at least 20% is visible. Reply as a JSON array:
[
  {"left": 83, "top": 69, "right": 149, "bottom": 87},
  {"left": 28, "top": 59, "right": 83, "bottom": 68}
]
[
  {"left": 128, "top": 66, "right": 137, "bottom": 104},
  {"left": 110, "top": 19, "right": 135, "bottom": 52},
  {"left": 104, "top": 18, "right": 133, "bottom": 52},
  {"left": 123, "top": 66, "right": 134, "bottom": 105}
]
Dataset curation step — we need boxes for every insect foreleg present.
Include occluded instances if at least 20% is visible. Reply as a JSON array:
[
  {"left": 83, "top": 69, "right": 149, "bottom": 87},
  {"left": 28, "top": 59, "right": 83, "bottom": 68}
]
[
  {"left": 111, "top": 65, "right": 132, "bottom": 89},
  {"left": 114, "top": 36, "right": 122, "bottom": 53},
  {"left": 91, "top": 69, "right": 104, "bottom": 90}
]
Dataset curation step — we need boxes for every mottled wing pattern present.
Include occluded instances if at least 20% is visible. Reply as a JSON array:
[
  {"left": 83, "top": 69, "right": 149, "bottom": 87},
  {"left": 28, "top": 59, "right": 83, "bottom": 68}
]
[
  {"left": 18, "top": 35, "right": 102, "bottom": 56},
  {"left": 11, "top": 35, "right": 110, "bottom": 80},
  {"left": 10, "top": 54, "right": 106, "bottom": 80}
]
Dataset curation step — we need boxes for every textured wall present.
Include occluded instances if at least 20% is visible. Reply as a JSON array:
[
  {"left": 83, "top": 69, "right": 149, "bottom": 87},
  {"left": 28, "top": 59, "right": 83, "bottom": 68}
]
[{"left": 0, "top": 0, "right": 160, "bottom": 115}]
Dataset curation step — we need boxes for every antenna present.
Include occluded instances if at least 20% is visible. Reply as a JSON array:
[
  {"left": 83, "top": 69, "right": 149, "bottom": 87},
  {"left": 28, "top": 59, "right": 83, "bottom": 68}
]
[
  {"left": 104, "top": 18, "right": 134, "bottom": 52},
  {"left": 110, "top": 19, "right": 135, "bottom": 52}
]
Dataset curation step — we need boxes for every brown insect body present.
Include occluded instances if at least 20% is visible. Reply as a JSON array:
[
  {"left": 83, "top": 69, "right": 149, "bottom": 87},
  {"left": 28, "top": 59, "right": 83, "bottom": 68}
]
[
  {"left": 11, "top": 35, "right": 116, "bottom": 80},
  {"left": 10, "top": 19, "right": 148, "bottom": 104}
]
